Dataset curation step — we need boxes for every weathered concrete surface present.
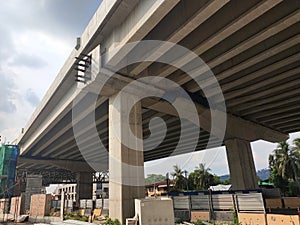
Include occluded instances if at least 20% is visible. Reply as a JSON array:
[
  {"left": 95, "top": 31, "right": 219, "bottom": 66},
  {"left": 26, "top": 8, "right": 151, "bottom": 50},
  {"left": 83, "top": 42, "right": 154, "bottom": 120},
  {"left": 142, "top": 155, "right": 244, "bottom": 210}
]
[
  {"left": 109, "top": 92, "right": 145, "bottom": 223},
  {"left": 225, "top": 139, "right": 258, "bottom": 190}
]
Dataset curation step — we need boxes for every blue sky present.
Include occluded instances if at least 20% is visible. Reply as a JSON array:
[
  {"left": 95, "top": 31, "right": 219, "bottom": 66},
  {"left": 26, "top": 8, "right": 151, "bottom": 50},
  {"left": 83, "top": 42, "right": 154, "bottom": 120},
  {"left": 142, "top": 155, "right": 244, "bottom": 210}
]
[{"left": 0, "top": 0, "right": 299, "bottom": 178}]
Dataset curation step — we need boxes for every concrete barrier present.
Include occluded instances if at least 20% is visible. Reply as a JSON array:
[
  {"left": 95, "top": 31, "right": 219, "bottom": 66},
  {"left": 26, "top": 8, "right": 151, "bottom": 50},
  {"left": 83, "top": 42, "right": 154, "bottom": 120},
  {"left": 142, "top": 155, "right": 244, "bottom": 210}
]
[
  {"left": 30, "top": 194, "right": 51, "bottom": 217},
  {"left": 238, "top": 213, "right": 267, "bottom": 225},
  {"left": 190, "top": 211, "right": 210, "bottom": 222},
  {"left": 10, "top": 195, "right": 25, "bottom": 216},
  {"left": 267, "top": 214, "right": 300, "bottom": 225},
  {"left": 265, "top": 198, "right": 283, "bottom": 209},
  {"left": 135, "top": 198, "right": 174, "bottom": 225},
  {"left": 283, "top": 197, "right": 300, "bottom": 208},
  {"left": 211, "top": 211, "right": 234, "bottom": 221}
]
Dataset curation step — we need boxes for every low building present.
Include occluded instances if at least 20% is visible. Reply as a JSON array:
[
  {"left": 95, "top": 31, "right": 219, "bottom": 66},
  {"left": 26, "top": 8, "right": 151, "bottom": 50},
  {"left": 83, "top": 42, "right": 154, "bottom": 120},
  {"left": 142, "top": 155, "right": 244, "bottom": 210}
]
[
  {"left": 145, "top": 180, "right": 174, "bottom": 197},
  {"left": 54, "top": 182, "right": 109, "bottom": 201}
]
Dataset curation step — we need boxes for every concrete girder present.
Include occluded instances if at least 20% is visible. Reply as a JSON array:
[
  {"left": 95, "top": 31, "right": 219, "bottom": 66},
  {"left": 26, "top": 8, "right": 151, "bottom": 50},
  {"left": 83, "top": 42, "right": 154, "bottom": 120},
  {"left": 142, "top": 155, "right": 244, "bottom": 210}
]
[
  {"left": 230, "top": 88, "right": 300, "bottom": 112},
  {"left": 271, "top": 116, "right": 300, "bottom": 127},
  {"left": 84, "top": 68, "right": 288, "bottom": 143},
  {"left": 249, "top": 103, "right": 300, "bottom": 121},
  {"left": 204, "top": 34, "right": 300, "bottom": 98},
  {"left": 185, "top": 12, "right": 300, "bottom": 92},
  {"left": 20, "top": 84, "right": 80, "bottom": 155},
  {"left": 137, "top": 0, "right": 283, "bottom": 85},
  {"left": 130, "top": 0, "right": 230, "bottom": 75},
  {"left": 38, "top": 98, "right": 107, "bottom": 157},
  {"left": 103, "top": 0, "right": 180, "bottom": 65},
  {"left": 223, "top": 67, "right": 300, "bottom": 104},
  {"left": 226, "top": 68, "right": 300, "bottom": 108},
  {"left": 18, "top": 157, "right": 95, "bottom": 172},
  {"left": 260, "top": 111, "right": 300, "bottom": 124},
  {"left": 241, "top": 92, "right": 300, "bottom": 117}
]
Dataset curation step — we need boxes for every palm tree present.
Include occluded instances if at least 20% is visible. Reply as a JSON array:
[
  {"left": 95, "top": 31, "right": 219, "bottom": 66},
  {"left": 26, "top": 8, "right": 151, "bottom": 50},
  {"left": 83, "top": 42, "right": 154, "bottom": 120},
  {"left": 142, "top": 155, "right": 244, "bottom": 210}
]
[
  {"left": 171, "top": 165, "right": 186, "bottom": 191},
  {"left": 269, "top": 141, "right": 300, "bottom": 195},
  {"left": 274, "top": 141, "right": 299, "bottom": 180},
  {"left": 291, "top": 139, "right": 300, "bottom": 191},
  {"left": 188, "top": 163, "right": 215, "bottom": 190}
]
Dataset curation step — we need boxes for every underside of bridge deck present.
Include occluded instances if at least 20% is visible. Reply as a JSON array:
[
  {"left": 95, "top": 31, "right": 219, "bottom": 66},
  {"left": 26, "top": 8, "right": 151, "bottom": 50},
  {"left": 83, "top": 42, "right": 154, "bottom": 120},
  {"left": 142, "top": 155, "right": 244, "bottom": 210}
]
[{"left": 17, "top": 0, "right": 300, "bottom": 223}]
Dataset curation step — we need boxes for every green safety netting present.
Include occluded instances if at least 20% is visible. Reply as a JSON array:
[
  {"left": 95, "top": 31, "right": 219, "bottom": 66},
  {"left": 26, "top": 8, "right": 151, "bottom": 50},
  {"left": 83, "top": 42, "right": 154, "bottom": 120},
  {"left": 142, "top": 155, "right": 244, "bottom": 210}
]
[{"left": 0, "top": 145, "right": 19, "bottom": 198}]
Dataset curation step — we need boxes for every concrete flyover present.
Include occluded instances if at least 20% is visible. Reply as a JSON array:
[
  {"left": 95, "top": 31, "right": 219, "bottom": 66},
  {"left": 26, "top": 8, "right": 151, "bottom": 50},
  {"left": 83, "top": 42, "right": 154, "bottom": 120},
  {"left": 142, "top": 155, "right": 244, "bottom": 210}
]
[{"left": 17, "top": 0, "right": 299, "bottom": 223}]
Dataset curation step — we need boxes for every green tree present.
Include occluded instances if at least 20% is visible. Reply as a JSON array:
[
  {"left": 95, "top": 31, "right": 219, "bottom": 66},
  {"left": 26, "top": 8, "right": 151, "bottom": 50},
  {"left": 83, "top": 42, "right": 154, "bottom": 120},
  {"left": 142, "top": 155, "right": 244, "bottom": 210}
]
[
  {"left": 145, "top": 174, "right": 165, "bottom": 185},
  {"left": 291, "top": 138, "right": 300, "bottom": 193},
  {"left": 269, "top": 140, "right": 300, "bottom": 196},
  {"left": 188, "top": 164, "right": 217, "bottom": 190},
  {"left": 171, "top": 165, "right": 186, "bottom": 191}
]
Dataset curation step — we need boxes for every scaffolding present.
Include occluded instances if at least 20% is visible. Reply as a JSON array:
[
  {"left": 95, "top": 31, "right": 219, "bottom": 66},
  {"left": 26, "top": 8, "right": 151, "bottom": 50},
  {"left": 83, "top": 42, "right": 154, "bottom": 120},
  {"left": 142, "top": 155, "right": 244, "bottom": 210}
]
[{"left": 0, "top": 145, "right": 19, "bottom": 199}]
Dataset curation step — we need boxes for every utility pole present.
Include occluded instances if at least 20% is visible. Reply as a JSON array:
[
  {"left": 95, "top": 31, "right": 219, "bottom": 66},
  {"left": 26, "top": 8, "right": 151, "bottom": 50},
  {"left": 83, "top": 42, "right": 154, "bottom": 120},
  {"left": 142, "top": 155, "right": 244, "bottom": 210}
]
[{"left": 184, "top": 170, "right": 188, "bottom": 191}]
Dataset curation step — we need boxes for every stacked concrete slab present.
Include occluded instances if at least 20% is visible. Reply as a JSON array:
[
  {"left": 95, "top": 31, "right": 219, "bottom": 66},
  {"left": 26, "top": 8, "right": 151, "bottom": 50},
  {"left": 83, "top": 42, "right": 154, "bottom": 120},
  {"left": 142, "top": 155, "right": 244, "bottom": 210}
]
[
  {"left": 10, "top": 194, "right": 25, "bottom": 216},
  {"left": 173, "top": 195, "right": 190, "bottom": 221},
  {"left": 30, "top": 194, "right": 51, "bottom": 217},
  {"left": 0, "top": 198, "right": 9, "bottom": 213},
  {"left": 24, "top": 175, "right": 42, "bottom": 211},
  {"left": 190, "top": 194, "right": 210, "bottom": 222}
]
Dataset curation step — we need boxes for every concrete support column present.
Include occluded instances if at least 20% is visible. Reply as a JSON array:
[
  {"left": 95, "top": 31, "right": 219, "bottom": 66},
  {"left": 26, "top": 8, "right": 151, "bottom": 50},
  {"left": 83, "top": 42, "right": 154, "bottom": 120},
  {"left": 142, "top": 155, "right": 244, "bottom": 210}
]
[
  {"left": 225, "top": 138, "right": 258, "bottom": 190},
  {"left": 76, "top": 172, "right": 93, "bottom": 204},
  {"left": 109, "top": 92, "right": 145, "bottom": 224}
]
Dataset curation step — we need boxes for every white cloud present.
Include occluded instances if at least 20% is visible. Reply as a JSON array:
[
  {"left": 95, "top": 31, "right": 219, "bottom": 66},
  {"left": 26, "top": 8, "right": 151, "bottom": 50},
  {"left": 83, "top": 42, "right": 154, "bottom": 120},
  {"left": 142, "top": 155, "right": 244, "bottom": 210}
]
[{"left": 0, "top": 0, "right": 102, "bottom": 143}]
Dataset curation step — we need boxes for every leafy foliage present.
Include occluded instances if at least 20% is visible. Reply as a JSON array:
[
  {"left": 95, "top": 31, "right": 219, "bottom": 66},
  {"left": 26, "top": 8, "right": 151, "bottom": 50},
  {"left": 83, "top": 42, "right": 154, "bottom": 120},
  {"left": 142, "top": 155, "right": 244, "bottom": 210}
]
[
  {"left": 194, "top": 219, "right": 205, "bottom": 225},
  {"left": 188, "top": 163, "right": 218, "bottom": 190},
  {"left": 171, "top": 164, "right": 187, "bottom": 191},
  {"left": 269, "top": 140, "right": 300, "bottom": 196},
  {"left": 145, "top": 174, "right": 166, "bottom": 185},
  {"left": 105, "top": 217, "right": 121, "bottom": 225}
]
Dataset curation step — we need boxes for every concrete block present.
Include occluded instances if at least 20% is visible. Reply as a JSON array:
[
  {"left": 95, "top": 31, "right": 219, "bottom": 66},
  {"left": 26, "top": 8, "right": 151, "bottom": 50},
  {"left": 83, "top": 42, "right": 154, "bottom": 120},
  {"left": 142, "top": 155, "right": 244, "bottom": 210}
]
[
  {"left": 66, "top": 200, "right": 73, "bottom": 209},
  {"left": 86, "top": 199, "right": 93, "bottom": 209},
  {"left": 135, "top": 198, "right": 174, "bottom": 225},
  {"left": 173, "top": 196, "right": 190, "bottom": 210},
  {"left": 0, "top": 198, "right": 9, "bottom": 213},
  {"left": 212, "top": 211, "right": 234, "bottom": 221},
  {"left": 238, "top": 213, "right": 267, "bottom": 225},
  {"left": 265, "top": 198, "right": 282, "bottom": 209},
  {"left": 236, "top": 193, "right": 265, "bottom": 212},
  {"left": 93, "top": 208, "right": 102, "bottom": 216},
  {"left": 80, "top": 200, "right": 86, "bottom": 209},
  {"left": 212, "top": 194, "right": 234, "bottom": 210},
  {"left": 267, "top": 214, "right": 300, "bottom": 225},
  {"left": 10, "top": 195, "right": 25, "bottom": 216},
  {"left": 190, "top": 195, "right": 210, "bottom": 210},
  {"left": 283, "top": 197, "right": 300, "bottom": 208},
  {"left": 190, "top": 211, "right": 210, "bottom": 222},
  {"left": 174, "top": 209, "right": 190, "bottom": 222},
  {"left": 30, "top": 194, "right": 51, "bottom": 217},
  {"left": 26, "top": 176, "right": 42, "bottom": 188},
  {"left": 262, "top": 188, "right": 281, "bottom": 198},
  {"left": 95, "top": 199, "right": 102, "bottom": 208}
]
